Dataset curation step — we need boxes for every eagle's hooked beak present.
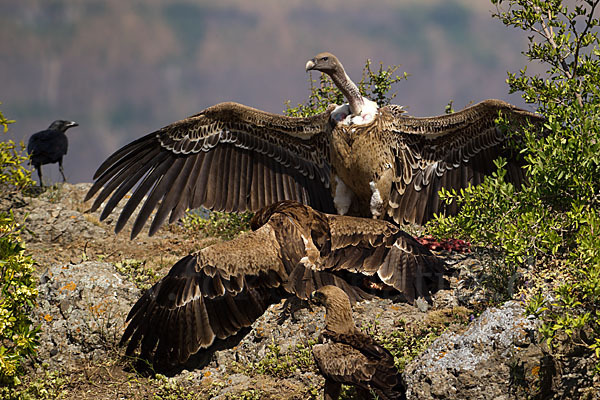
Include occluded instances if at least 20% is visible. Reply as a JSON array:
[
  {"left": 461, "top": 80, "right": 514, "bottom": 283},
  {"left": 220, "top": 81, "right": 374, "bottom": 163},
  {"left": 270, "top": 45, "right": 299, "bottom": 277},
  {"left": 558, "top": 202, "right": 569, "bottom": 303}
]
[
  {"left": 305, "top": 59, "right": 316, "bottom": 72},
  {"left": 310, "top": 290, "right": 323, "bottom": 305}
]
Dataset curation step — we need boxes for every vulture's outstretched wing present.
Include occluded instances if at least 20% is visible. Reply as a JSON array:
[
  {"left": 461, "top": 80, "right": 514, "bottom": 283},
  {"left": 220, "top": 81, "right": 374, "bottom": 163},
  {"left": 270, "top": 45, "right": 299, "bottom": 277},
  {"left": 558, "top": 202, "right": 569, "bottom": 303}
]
[
  {"left": 384, "top": 99, "right": 544, "bottom": 225},
  {"left": 120, "top": 201, "right": 445, "bottom": 369},
  {"left": 85, "top": 102, "right": 335, "bottom": 238},
  {"left": 120, "top": 204, "right": 368, "bottom": 369}
]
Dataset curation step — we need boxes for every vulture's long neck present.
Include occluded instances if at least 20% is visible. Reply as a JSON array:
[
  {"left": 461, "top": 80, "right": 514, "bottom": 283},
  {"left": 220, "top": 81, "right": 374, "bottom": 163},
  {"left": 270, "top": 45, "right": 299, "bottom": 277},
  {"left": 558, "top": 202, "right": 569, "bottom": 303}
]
[{"left": 329, "top": 68, "right": 365, "bottom": 117}]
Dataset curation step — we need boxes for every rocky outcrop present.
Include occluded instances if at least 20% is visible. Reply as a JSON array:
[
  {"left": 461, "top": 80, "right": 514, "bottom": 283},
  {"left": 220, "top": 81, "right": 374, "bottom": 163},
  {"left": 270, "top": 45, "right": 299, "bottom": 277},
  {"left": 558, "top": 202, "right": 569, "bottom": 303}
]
[
  {"left": 404, "top": 301, "right": 550, "bottom": 399},
  {"left": 34, "top": 261, "right": 140, "bottom": 369},
  {"left": 6, "top": 184, "right": 597, "bottom": 398}
]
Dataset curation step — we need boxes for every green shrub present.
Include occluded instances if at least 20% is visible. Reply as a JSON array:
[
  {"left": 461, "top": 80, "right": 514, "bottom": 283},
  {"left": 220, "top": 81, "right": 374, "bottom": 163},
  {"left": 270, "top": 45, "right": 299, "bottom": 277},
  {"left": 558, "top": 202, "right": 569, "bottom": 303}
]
[
  {"left": 0, "top": 212, "right": 39, "bottom": 386},
  {"left": 428, "top": 0, "right": 600, "bottom": 368},
  {"left": 0, "top": 107, "right": 39, "bottom": 387},
  {"left": 0, "top": 366, "right": 68, "bottom": 400},
  {"left": 0, "top": 106, "right": 33, "bottom": 191}
]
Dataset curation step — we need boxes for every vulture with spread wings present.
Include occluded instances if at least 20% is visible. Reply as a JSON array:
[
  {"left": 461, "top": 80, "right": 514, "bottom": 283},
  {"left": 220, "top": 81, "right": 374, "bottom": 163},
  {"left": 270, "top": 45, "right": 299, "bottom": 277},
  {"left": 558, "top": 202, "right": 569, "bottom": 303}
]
[
  {"left": 120, "top": 201, "right": 446, "bottom": 370},
  {"left": 85, "top": 52, "right": 543, "bottom": 238},
  {"left": 311, "top": 285, "right": 405, "bottom": 400}
]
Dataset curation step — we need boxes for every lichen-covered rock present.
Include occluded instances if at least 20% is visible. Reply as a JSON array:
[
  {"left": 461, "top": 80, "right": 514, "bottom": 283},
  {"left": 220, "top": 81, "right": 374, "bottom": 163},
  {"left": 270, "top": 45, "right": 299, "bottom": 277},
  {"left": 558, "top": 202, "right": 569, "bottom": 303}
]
[
  {"left": 180, "top": 297, "right": 425, "bottom": 399},
  {"left": 5, "top": 184, "right": 596, "bottom": 399},
  {"left": 34, "top": 261, "right": 140, "bottom": 368},
  {"left": 11, "top": 184, "right": 106, "bottom": 244},
  {"left": 403, "top": 301, "right": 547, "bottom": 400}
]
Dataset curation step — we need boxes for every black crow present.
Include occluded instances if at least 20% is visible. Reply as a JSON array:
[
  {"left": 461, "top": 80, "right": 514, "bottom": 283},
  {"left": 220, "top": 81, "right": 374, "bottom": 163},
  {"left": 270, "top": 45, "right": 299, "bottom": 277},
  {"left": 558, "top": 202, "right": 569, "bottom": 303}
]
[{"left": 27, "top": 120, "right": 78, "bottom": 186}]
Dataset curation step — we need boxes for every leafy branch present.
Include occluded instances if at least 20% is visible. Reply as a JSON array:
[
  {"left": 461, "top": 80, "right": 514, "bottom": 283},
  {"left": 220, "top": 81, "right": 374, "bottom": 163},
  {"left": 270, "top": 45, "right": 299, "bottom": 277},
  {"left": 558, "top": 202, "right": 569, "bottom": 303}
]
[{"left": 493, "top": 0, "right": 600, "bottom": 108}]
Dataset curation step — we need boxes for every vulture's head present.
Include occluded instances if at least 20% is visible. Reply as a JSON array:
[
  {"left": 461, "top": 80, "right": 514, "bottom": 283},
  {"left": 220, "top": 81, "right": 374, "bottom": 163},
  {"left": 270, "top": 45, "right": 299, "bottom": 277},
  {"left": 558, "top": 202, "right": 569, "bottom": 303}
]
[
  {"left": 311, "top": 285, "right": 356, "bottom": 334},
  {"left": 49, "top": 120, "right": 79, "bottom": 132},
  {"left": 305, "top": 52, "right": 343, "bottom": 75}
]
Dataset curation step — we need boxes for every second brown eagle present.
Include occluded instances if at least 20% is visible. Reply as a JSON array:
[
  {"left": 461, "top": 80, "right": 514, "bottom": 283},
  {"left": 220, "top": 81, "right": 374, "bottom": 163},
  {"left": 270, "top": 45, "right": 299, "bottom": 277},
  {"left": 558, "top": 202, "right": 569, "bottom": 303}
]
[{"left": 120, "top": 201, "right": 446, "bottom": 370}]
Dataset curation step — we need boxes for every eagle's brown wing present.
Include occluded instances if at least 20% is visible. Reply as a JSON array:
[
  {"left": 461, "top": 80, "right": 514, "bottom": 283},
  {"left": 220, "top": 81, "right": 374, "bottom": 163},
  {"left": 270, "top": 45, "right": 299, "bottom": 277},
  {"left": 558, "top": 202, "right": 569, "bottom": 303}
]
[
  {"left": 120, "top": 207, "right": 370, "bottom": 369},
  {"left": 384, "top": 99, "right": 544, "bottom": 225},
  {"left": 322, "top": 214, "right": 447, "bottom": 302},
  {"left": 85, "top": 102, "right": 335, "bottom": 238},
  {"left": 120, "top": 224, "right": 289, "bottom": 368}
]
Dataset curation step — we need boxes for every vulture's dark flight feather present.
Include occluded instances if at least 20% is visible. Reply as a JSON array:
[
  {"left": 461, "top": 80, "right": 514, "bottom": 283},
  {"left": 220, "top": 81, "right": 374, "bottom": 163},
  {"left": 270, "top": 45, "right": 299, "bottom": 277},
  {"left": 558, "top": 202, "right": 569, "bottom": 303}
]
[
  {"left": 120, "top": 201, "right": 446, "bottom": 370},
  {"left": 85, "top": 52, "right": 543, "bottom": 238}
]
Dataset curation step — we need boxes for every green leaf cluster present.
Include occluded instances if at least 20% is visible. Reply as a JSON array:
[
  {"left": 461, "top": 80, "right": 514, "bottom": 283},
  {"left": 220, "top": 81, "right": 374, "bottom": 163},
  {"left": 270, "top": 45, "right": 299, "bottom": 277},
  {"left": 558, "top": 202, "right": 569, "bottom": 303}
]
[
  {"left": 0, "top": 212, "right": 39, "bottom": 386},
  {"left": 430, "top": 0, "right": 600, "bottom": 367},
  {"left": 182, "top": 209, "right": 253, "bottom": 241},
  {"left": 0, "top": 106, "right": 33, "bottom": 191},
  {"left": 114, "top": 258, "right": 159, "bottom": 291},
  {"left": 0, "top": 366, "right": 67, "bottom": 400}
]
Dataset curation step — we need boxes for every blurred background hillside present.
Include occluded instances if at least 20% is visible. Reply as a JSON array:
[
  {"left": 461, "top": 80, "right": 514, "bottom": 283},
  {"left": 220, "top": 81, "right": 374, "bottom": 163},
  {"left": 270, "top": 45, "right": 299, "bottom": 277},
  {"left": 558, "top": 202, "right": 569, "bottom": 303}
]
[{"left": 0, "top": 0, "right": 536, "bottom": 184}]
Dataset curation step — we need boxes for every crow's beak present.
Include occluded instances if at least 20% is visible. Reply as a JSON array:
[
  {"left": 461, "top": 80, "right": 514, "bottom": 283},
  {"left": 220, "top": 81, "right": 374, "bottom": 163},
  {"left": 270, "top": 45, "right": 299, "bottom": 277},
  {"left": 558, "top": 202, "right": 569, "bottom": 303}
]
[{"left": 67, "top": 121, "right": 79, "bottom": 128}]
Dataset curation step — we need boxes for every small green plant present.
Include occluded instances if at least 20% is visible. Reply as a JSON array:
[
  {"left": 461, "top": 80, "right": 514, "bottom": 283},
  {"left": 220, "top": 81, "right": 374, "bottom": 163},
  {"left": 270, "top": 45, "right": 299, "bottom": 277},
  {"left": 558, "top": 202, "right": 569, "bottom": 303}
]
[
  {"left": 0, "top": 366, "right": 68, "bottom": 400},
  {"left": 0, "top": 212, "right": 39, "bottom": 387},
  {"left": 182, "top": 209, "right": 253, "bottom": 240},
  {"left": 0, "top": 106, "right": 33, "bottom": 191},
  {"left": 224, "top": 389, "right": 264, "bottom": 400},
  {"left": 114, "top": 258, "right": 159, "bottom": 291},
  {"left": 237, "top": 338, "right": 317, "bottom": 378},
  {"left": 361, "top": 312, "right": 463, "bottom": 373},
  {"left": 248, "top": 342, "right": 297, "bottom": 377},
  {"left": 285, "top": 59, "right": 408, "bottom": 117},
  {"left": 152, "top": 374, "right": 201, "bottom": 400}
]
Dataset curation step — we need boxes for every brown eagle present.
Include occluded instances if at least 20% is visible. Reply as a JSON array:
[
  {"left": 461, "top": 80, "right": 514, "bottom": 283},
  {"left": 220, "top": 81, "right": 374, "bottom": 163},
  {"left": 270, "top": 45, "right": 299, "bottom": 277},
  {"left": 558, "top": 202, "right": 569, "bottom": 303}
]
[
  {"left": 311, "top": 285, "right": 405, "bottom": 400},
  {"left": 120, "top": 201, "right": 446, "bottom": 369},
  {"left": 84, "top": 52, "right": 543, "bottom": 239}
]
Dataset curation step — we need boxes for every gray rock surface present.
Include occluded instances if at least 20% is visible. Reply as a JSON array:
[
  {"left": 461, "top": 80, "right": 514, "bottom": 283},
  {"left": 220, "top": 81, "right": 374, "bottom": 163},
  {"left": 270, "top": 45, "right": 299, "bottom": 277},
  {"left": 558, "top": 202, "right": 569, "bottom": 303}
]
[
  {"left": 404, "top": 301, "right": 546, "bottom": 400},
  {"left": 7, "top": 184, "right": 106, "bottom": 244},
  {"left": 34, "top": 261, "right": 141, "bottom": 368}
]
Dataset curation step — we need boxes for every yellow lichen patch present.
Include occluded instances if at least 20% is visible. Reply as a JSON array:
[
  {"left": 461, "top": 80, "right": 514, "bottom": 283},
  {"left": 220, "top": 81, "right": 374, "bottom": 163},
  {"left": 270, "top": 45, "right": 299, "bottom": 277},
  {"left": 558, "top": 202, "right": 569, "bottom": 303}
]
[
  {"left": 89, "top": 300, "right": 110, "bottom": 316},
  {"left": 531, "top": 365, "right": 540, "bottom": 377},
  {"left": 43, "top": 314, "right": 53, "bottom": 322},
  {"left": 59, "top": 281, "right": 76, "bottom": 292}
]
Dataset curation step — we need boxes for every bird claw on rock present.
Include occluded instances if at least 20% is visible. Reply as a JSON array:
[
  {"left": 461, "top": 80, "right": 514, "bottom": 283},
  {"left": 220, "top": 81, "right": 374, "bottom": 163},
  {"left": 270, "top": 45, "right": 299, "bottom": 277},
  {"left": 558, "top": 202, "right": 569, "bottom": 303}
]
[{"left": 277, "top": 297, "right": 312, "bottom": 324}]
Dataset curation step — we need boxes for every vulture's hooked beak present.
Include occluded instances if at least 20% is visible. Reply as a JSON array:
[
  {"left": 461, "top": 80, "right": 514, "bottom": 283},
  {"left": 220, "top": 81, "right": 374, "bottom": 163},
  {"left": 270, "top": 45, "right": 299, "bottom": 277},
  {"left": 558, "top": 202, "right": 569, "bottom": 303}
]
[{"left": 305, "top": 59, "right": 316, "bottom": 72}]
